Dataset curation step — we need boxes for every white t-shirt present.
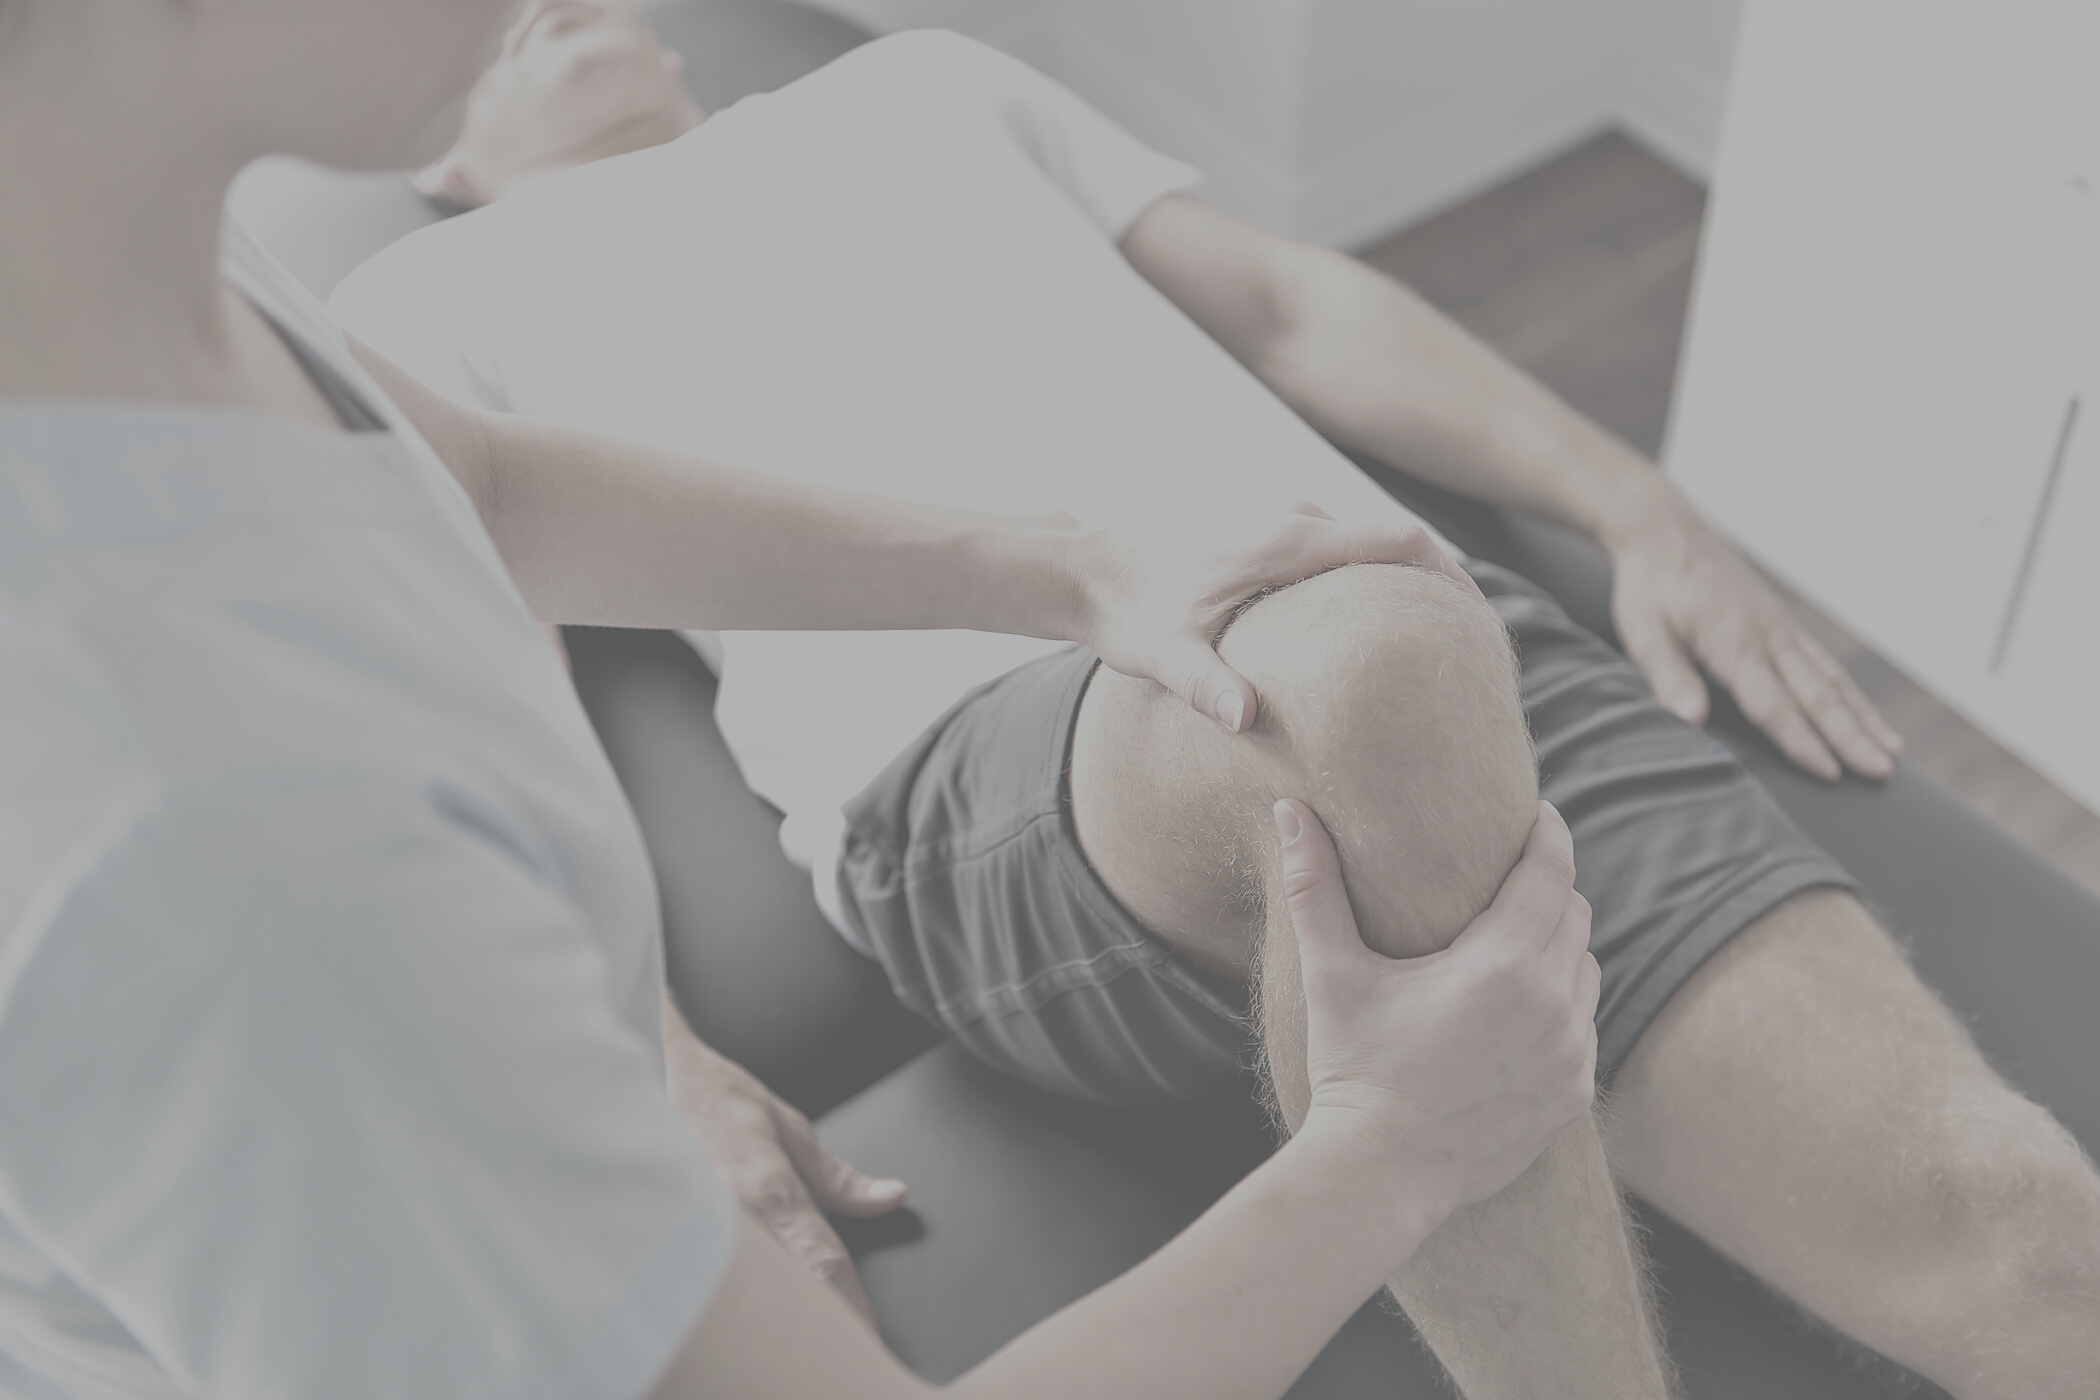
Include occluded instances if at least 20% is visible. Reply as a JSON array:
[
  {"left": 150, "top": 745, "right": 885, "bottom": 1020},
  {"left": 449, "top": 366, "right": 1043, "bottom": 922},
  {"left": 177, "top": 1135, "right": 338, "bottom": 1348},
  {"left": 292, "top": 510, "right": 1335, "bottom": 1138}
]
[
  {"left": 0, "top": 223, "right": 736, "bottom": 1399},
  {"left": 332, "top": 30, "right": 1441, "bottom": 944}
]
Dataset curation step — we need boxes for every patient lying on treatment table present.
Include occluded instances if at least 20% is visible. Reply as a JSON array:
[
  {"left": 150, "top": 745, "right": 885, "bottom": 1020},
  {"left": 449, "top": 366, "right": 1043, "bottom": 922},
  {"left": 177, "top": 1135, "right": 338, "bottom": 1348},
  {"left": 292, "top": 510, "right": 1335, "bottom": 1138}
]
[{"left": 332, "top": 10, "right": 2100, "bottom": 1397}]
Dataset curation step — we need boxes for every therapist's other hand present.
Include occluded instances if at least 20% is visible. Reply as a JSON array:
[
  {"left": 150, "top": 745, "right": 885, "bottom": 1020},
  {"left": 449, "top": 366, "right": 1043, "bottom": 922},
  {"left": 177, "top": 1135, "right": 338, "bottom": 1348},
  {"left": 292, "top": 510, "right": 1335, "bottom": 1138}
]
[
  {"left": 1281, "top": 798, "right": 1599, "bottom": 1217},
  {"left": 1070, "top": 507, "right": 1475, "bottom": 734},
  {"left": 661, "top": 997, "right": 904, "bottom": 1327}
]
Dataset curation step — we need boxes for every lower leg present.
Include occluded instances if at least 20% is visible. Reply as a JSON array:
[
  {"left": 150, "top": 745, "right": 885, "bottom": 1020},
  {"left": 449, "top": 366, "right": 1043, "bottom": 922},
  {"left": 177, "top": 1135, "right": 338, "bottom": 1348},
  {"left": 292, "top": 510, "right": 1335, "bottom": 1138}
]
[
  {"left": 1608, "top": 890, "right": 2100, "bottom": 1400},
  {"left": 1257, "top": 891, "right": 1672, "bottom": 1400},
  {"left": 1071, "top": 563, "right": 1673, "bottom": 1399}
]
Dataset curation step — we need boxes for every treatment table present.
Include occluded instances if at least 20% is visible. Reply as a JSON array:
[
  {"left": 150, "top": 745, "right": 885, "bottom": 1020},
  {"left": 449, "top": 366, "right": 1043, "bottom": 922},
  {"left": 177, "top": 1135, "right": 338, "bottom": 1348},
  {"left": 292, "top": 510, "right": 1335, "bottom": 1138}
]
[{"left": 235, "top": 5, "right": 2100, "bottom": 1392}]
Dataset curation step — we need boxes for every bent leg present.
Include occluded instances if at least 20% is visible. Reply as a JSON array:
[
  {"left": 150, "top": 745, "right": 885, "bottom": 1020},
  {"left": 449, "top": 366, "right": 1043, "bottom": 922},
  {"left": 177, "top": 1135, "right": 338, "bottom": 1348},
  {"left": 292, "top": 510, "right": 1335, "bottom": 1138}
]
[
  {"left": 1608, "top": 889, "right": 2100, "bottom": 1400},
  {"left": 1071, "top": 563, "right": 1673, "bottom": 1400}
]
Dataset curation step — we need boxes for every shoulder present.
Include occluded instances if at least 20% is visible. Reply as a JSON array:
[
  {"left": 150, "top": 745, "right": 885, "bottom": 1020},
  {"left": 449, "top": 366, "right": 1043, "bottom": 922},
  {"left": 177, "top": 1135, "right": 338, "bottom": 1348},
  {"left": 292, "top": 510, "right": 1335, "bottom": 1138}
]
[
  {"left": 327, "top": 207, "right": 491, "bottom": 345},
  {"left": 329, "top": 207, "right": 524, "bottom": 412}
]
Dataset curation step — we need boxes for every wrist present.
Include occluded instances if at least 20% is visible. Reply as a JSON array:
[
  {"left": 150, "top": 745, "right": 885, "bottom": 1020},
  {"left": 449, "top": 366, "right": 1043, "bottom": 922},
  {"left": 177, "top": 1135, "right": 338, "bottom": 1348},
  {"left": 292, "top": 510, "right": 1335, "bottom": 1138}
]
[
  {"left": 1284, "top": 1107, "right": 1456, "bottom": 1258},
  {"left": 1030, "top": 514, "right": 1099, "bottom": 648},
  {"left": 1583, "top": 456, "right": 1687, "bottom": 555}
]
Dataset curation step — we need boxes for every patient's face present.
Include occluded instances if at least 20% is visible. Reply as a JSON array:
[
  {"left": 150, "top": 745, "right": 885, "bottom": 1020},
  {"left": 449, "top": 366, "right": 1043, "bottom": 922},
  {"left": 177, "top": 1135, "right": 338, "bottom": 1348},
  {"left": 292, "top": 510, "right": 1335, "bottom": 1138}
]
[{"left": 415, "top": 0, "right": 706, "bottom": 207}]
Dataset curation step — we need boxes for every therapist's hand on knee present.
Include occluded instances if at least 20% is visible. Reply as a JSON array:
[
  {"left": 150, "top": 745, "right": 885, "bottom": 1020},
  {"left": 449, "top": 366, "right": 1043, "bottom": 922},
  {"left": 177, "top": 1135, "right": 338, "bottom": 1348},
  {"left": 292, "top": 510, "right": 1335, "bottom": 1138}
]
[
  {"left": 660, "top": 996, "right": 905, "bottom": 1326},
  {"left": 1276, "top": 797, "right": 1600, "bottom": 1217},
  {"left": 1068, "top": 507, "right": 1474, "bottom": 736}
]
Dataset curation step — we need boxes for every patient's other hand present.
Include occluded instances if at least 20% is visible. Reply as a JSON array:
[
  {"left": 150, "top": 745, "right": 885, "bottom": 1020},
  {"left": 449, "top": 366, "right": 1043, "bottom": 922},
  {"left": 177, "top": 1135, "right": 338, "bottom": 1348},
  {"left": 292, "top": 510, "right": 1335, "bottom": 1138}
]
[
  {"left": 1607, "top": 490, "right": 1902, "bottom": 782},
  {"left": 660, "top": 995, "right": 905, "bottom": 1328},
  {"left": 1071, "top": 505, "right": 1476, "bottom": 735}
]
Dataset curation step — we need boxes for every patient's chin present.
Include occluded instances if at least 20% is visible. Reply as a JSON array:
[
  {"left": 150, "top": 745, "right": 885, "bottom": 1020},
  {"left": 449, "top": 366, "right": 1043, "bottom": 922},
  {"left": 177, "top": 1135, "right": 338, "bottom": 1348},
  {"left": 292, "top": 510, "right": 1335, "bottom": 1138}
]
[
  {"left": 410, "top": 155, "right": 490, "bottom": 212},
  {"left": 370, "top": 92, "right": 477, "bottom": 183}
]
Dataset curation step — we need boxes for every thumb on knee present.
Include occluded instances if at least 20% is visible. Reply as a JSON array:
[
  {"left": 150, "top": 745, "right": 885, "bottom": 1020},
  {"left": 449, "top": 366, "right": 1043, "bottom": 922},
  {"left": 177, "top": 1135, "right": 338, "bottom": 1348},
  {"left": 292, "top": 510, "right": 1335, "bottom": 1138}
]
[{"left": 1274, "top": 798, "right": 1372, "bottom": 979}]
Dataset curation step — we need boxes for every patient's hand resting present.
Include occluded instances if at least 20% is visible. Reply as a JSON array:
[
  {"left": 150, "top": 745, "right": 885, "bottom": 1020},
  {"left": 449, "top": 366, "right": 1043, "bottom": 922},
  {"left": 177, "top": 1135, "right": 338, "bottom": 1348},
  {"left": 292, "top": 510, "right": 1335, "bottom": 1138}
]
[
  {"left": 660, "top": 996, "right": 904, "bottom": 1327},
  {"left": 1606, "top": 489, "right": 1902, "bottom": 782}
]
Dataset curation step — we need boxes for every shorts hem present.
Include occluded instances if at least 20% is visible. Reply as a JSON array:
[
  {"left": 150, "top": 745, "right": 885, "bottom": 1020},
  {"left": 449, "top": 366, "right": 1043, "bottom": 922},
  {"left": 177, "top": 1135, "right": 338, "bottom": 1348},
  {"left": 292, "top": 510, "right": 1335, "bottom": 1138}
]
[{"left": 1596, "top": 856, "right": 1858, "bottom": 1080}]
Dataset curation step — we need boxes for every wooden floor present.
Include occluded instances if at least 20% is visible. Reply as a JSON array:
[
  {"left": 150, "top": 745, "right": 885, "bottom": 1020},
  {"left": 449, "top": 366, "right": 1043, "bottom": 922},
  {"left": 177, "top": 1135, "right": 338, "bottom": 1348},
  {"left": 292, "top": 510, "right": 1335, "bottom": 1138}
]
[{"left": 1359, "top": 131, "right": 2100, "bottom": 900}]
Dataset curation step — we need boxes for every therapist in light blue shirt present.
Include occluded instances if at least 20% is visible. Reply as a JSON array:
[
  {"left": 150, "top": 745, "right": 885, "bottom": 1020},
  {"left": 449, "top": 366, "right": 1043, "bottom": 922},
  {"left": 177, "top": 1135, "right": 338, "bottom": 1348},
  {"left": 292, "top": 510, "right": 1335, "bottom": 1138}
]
[{"left": 0, "top": 1, "right": 1598, "bottom": 1396}]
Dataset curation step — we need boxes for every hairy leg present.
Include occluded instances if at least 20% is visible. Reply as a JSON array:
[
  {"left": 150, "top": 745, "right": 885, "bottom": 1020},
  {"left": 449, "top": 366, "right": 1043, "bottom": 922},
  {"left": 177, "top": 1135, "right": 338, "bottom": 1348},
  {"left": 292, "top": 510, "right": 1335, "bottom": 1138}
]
[
  {"left": 1608, "top": 889, "right": 2100, "bottom": 1400},
  {"left": 1071, "top": 563, "right": 1672, "bottom": 1400},
  {"left": 1255, "top": 887, "right": 1670, "bottom": 1398}
]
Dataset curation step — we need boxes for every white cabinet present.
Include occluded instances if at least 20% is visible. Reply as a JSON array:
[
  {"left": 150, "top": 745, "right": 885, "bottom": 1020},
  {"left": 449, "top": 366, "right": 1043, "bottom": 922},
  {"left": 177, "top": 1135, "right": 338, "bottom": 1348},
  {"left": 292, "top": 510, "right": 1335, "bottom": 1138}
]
[{"left": 1667, "top": 0, "right": 2100, "bottom": 811}]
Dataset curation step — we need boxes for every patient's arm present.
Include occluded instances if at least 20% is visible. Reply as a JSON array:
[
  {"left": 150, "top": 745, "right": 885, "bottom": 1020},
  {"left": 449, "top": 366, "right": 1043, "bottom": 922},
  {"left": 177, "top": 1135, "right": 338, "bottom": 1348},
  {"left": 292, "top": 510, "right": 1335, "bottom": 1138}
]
[
  {"left": 348, "top": 335, "right": 1466, "bottom": 735},
  {"left": 1119, "top": 195, "right": 1902, "bottom": 781}
]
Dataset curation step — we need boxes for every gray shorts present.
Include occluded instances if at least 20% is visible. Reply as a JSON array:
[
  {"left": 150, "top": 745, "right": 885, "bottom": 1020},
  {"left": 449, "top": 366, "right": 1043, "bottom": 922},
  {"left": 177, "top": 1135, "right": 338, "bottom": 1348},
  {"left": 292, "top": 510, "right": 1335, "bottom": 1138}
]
[{"left": 836, "top": 562, "right": 1859, "bottom": 1105}]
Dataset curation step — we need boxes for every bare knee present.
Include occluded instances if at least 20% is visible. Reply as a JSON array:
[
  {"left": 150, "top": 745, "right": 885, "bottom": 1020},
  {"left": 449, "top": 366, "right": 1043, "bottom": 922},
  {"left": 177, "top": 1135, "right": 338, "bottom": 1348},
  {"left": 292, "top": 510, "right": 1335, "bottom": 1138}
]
[
  {"left": 1070, "top": 561, "right": 1537, "bottom": 973},
  {"left": 1875, "top": 1092, "right": 2100, "bottom": 1390},
  {"left": 1218, "top": 562, "right": 1538, "bottom": 958},
  {"left": 1912, "top": 1094, "right": 2100, "bottom": 1301}
]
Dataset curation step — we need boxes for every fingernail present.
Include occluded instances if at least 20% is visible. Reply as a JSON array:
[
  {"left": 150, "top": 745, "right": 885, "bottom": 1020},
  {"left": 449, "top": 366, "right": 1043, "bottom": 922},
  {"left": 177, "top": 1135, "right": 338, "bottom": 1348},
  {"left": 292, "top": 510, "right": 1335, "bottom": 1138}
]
[
  {"left": 871, "top": 1178, "right": 906, "bottom": 1195},
  {"left": 1216, "top": 691, "right": 1245, "bottom": 733},
  {"left": 1272, "top": 800, "right": 1301, "bottom": 845}
]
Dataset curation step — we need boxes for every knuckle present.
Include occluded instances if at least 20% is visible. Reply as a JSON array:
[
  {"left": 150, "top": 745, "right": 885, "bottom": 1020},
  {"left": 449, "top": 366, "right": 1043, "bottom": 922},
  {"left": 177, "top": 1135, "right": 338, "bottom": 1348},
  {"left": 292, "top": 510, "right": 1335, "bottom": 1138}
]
[
  {"left": 1804, "top": 687, "right": 1844, "bottom": 718},
  {"left": 1279, "top": 869, "right": 1319, "bottom": 902},
  {"left": 1797, "top": 668, "right": 1841, "bottom": 704},
  {"left": 722, "top": 1098, "right": 775, "bottom": 1139},
  {"left": 1538, "top": 849, "right": 1578, "bottom": 887},
  {"left": 1281, "top": 876, "right": 1338, "bottom": 916},
  {"left": 1478, "top": 944, "right": 1525, "bottom": 984},
  {"left": 748, "top": 1175, "right": 803, "bottom": 1219},
  {"left": 1742, "top": 694, "right": 1784, "bottom": 725}
]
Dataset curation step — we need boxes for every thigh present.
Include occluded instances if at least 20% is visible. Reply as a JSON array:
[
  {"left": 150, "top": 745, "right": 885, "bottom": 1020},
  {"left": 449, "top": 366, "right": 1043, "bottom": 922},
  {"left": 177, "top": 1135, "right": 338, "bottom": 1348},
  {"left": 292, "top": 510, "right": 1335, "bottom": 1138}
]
[
  {"left": 839, "top": 645, "right": 1251, "bottom": 1106},
  {"left": 1472, "top": 562, "right": 1861, "bottom": 1080},
  {"left": 1068, "top": 659, "right": 1296, "bottom": 984},
  {"left": 1605, "top": 888, "right": 2085, "bottom": 1346},
  {"left": 1080, "top": 559, "right": 1867, "bottom": 1083}
]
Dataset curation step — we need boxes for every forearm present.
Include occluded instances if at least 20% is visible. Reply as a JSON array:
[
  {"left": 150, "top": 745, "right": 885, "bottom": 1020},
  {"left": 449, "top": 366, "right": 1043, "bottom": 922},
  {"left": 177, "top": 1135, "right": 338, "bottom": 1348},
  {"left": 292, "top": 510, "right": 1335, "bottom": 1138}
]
[
  {"left": 1118, "top": 197, "right": 1678, "bottom": 550},
  {"left": 349, "top": 331, "right": 1088, "bottom": 635},
  {"left": 679, "top": 1113, "right": 1442, "bottom": 1400},
  {"left": 949, "top": 1119, "right": 1441, "bottom": 1400},
  {"left": 480, "top": 411, "right": 1085, "bottom": 633},
  {"left": 1239, "top": 248, "right": 1905, "bottom": 779},
  {"left": 1259, "top": 254, "right": 1678, "bottom": 550}
]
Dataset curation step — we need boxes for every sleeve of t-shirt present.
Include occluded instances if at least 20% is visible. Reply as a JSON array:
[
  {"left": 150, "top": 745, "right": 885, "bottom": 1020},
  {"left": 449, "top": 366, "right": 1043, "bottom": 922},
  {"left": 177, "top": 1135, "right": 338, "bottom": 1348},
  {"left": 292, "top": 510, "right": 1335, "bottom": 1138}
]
[
  {"left": 0, "top": 765, "right": 736, "bottom": 1400},
  {"left": 329, "top": 217, "right": 519, "bottom": 414},
  {"left": 891, "top": 30, "right": 1203, "bottom": 242}
]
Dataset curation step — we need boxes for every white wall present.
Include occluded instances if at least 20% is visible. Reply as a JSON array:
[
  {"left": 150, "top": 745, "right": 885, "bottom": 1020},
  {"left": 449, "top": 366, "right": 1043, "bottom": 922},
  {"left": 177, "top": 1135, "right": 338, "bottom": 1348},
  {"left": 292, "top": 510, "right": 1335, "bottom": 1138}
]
[
  {"left": 1616, "top": 0, "right": 1744, "bottom": 178},
  {"left": 1294, "top": 0, "right": 1619, "bottom": 245},
  {"left": 807, "top": 0, "right": 1741, "bottom": 247}
]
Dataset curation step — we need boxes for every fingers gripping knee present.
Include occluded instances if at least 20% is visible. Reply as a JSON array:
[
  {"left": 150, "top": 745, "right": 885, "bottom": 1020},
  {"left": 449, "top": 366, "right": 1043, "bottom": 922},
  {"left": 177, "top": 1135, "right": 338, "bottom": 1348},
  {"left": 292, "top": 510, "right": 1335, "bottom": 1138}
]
[
  {"left": 1071, "top": 562, "right": 1538, "bottom": 982},
  {"left": 1218, "top": 563, "right": 1540, "bottom": 960}
]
